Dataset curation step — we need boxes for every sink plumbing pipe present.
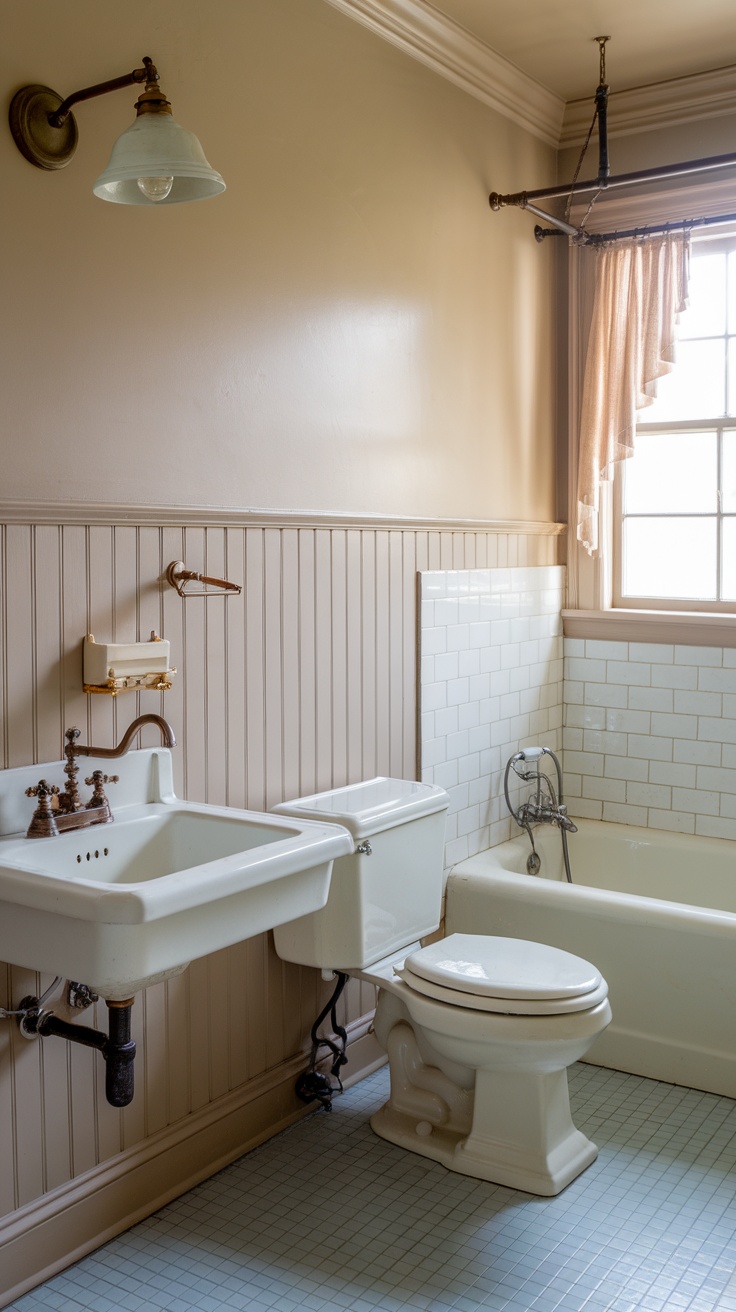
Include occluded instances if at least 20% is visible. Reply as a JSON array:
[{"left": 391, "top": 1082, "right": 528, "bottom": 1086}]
[
  {"left": 503, "top": 746, "right": 575, "bottom": 883},
  {"left": 7, "top": 982, "right": 137, "bottom": 1107}
]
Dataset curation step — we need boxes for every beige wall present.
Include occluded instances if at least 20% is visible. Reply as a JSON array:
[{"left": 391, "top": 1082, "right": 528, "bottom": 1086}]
[{"left": 3, "top": 0, "right": 558, "bottom": 522}]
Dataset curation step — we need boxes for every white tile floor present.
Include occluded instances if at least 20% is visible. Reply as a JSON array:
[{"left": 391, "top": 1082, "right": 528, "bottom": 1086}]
[{"left": 9, "top": 1063, "right": 736, "bottom": 1312}]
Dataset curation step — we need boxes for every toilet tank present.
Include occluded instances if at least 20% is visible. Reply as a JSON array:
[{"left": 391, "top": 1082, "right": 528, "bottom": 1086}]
[{"left": 271, "top": 778, "right": 449, "bottom": 970}]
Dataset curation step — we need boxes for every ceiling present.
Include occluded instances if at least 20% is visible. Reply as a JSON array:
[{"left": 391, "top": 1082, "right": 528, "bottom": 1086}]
[{"left": 425, "top": 0, "right": 736, "bottom": 103}]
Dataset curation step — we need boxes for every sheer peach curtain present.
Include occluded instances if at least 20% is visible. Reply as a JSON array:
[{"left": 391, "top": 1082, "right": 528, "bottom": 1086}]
[{"left": 576, "top": 234, "right": 690, "bottom": 555}]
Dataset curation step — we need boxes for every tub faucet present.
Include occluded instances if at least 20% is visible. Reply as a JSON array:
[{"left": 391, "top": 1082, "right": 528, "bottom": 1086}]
[
  {"left": 25, "top": 714, "right": 176, "bottom": 839},
  {"left": 503, "top": 746, "right": 576, "bottom": 882}
]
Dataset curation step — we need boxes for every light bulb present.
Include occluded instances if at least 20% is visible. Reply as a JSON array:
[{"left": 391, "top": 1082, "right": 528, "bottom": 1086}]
[{"left": 137, "top": 175, "right": 174, "bottom": 202}]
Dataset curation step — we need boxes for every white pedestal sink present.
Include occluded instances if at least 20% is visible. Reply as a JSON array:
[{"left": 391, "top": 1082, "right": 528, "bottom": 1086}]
[{"left": 0, "top": 749, "right": 353, "bottom": 999}]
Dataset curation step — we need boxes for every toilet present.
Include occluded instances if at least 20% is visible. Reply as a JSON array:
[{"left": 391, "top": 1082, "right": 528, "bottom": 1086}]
[{"left": 272, "top": 777, "right": 611, "bottom": 1196}]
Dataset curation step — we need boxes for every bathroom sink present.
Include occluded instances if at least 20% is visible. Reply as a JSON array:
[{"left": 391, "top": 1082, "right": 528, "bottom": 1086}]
[{"left": 0, "top": 749, "right": 353, "bottom": 1000}]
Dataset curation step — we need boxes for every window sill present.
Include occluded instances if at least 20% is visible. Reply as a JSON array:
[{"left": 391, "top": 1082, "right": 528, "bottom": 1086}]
[{"left": 561, "top": 608, "right": 736, "bottom": 649}]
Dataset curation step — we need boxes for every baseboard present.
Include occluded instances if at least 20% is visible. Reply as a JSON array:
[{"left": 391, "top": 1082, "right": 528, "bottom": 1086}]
[{"left": 0, "top": 1020, "right": 385, "bottom": 1308}]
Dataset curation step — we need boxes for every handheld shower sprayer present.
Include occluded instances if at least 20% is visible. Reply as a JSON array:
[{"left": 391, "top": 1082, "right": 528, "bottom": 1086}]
[{"left": 503, "top": 745, "right": 575, "bottom": 882}]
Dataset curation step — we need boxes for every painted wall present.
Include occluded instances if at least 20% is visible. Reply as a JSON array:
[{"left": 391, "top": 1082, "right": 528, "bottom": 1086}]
[{"left": 2, "top": 0, "right": 558, "bottom": 522}]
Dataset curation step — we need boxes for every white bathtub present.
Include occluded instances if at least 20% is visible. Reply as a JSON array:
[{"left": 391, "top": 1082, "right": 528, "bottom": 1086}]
[{"left": 447, "top": 820, "right": 736, "bottom": 1099}]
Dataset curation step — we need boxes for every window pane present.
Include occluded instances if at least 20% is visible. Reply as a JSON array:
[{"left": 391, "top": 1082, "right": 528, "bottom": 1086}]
[
  {"left": 681, "top": 251, "right": 726, "bottom": 339},
  {"left": 723, "top": 432, "right": 736, "bottom": 511},
  {"left": 622, "top": 517, "right": 717, "bottom": 599},
  {"left": 624, "top": 432, "right": 716, "bottom": 514},
  {"left": 644, "top": 339, "right": 726, "bottom": 421},
  {"left": 722, "top": 519, "right": 736, "bottom": 600},
  {"left": 728, "top": 249, "right": 736, "bottom": 335}
]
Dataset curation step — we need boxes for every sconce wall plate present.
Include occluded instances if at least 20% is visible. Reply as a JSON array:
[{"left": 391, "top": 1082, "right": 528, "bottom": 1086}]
[{"left": 9, "top": 85, "right": 79, "bottom": 170}]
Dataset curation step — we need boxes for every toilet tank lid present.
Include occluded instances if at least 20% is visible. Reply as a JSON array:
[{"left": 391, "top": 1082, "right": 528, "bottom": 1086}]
[{"left": 272, "top": 777, "right": 449, "bottom": 840}]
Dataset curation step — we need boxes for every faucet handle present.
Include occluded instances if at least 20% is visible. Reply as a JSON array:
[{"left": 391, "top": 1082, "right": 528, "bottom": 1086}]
[
  {"left": 25, "top": 780, "right": 61, "bottom": 838},
  {"left": 84, "top": 770, "right": 119, "bottom": 810}
]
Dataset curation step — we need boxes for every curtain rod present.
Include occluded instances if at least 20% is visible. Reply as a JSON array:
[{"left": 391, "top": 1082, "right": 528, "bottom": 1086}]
[{"left": 533, "top": 208, "right": 736, "bottom": 245}]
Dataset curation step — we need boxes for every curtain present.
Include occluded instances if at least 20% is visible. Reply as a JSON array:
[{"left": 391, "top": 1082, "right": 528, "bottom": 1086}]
[{"left": 576, "top": 233, "right": 690, "bottom": 556}]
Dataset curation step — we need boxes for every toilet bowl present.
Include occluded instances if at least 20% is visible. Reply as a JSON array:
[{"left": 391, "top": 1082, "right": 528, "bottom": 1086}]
[{"left": 272, "top": 778, "right": 611, "bottom": 1196}]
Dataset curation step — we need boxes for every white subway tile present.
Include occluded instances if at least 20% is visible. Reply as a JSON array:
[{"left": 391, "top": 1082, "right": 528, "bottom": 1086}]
[
  {"left": 628, "top": 686, "right": 673, "bottom": 713},
  {"left": 651, "top": 664, "right": 698, "bottom": 690},
  {"left": 674, "top": 738, "right": 721, "bottom": 766},
  {"left": 695, "top": 814, "right": 736, "bottom": 840},
  {"left": 698, "top": 716, "right": 736, "bottom": 744},
  {"left": 585, "top": 639, "right": 629, "bottom": 661},
  {"left": 434, "top": 652, "right": 460, "bottom": 682},
  {"left": 563, "top": 638, "right": 586, "bottom": 658},
  {"left": 445, "top": 835, "right": 470, "bottom": 866},
  {"left": 457, "top": 804, "right": 481, "bottom": 838},
  {"left": 627, "top": 734, "right": 673, "bottom": 761},
  {"left": 446, "top": 782, "right": 470, "bottom": 813},
  {"left": 717, "top": 793, "right": 736, "bottom": 818},
  {"left": 458, "top": 649, "right": 481, "bottom": 678},
  {"left": 583, "top": 729, "right": 628, "bottom": 756},
  {"left": 422, "top": 738, "right": 447, "bottom": 768},
  {"left": 649, "top": 761, "right": 696, "bottom": 788},
  {"left": 446, "top": 729, "right": 470, "bottom": 761},
  {"left": 479, "top": 696, "right": 501, "bottom": 725},
  {"left": 431, "top": 760, "right": 459, "bottom": 790},
  {"left": 447, "top": 676, "right": 470, "bottom": 707},
  {"left": 604, "top": 756, "right": 649, "bottom": 782},
  {"left": 673, "top": 689, "right": 721, "bottom": 716},
  {"left": 583, "top": 682, "right": 628, "bottom": 709},
  {"left": 434, "top": 598, "right": 459, "bottom": 626},
  {"left": 723, "top": 694, "right": 736, "bottom": 719},
  {"left": 466, "top": 827, "right": 491, "bottom": 860},
  {"left": 698, "top": 667, "right": 736, "bottom": 693},
  {"left": 421, "top": 682, "right": 447, "bottom": 712},
  {"left": 564, "top": 680, "right": 584, "bottom": 705},
  {"left": 468, "top": 674, "right": 491, "bottom": 701},
  {"left": 671, "top": 786, "right": 720, "bottom": 815},
  {"left": 563, "top": 727, "right": 584, "bottom": 751},
  {"left": 563, "top": 750, "right": 605, "bottom": 776},
  {"left": 446, "top": 623, "right": 471, "bottom": 652},
  {"left": 626, "top": 781, "right": 671, "bottom": 809},
  {"left": 647, "top": 809, "right": 695, "bottom": 835},
  {"left": 434, "top": 706, "right": 459, "bottom": 738},
  {"left": 605, "top": 660, "right": 652, "bottom": 687},
  {"left": 423, "top": 626, "right": 447, "bottom": 655},
  {"left": 458, "top": 701, "right": 481, "bottom": 731},
  {"left": 490, "top": 620, "right": 511, "bottom": 646},
  {"left": 520, "top": 688, "right": 541, "bottom": 715},
  {"left": 468, "top": 725, "right": 492, "bottom": 753},
  {"left": 564, "top": 772, "right": 583, "bottom": 796},
  {"left": 420, "top": 711, "right": 435, "bottom": 740},
  {"left": 583, "top": 777, "right": 627, "bottom": 803},
  {"left": 509, "top": 666, "right": 531, "bottom": 693},
  {"left": 420, "top": 572, "right": 447, "bottom": 599},
  {"left": 697, "top": 764, "right": 736, "bottom": 794},
  {"left": 605, "top": 708, "right": 651, "bottom": 733},
  {"left": 675, "top": 644, "right": 722, "bottom": 666},
  {"left": 724, "top": 649, "right": 736, "bottom": 667},
  {"left": 602, "top": 801, "right": 648, "bottom": 826},
  {"left": 479, "top": 647, "right": 502, "bottom": 674},
  {"left": 501, "top": 643, "right": 521, "bottom": 670},
  {"left": 565, "top": 705, "right": 606, "bottom": 730},
  {"left": 722, "top": 744, "right": 736, "bottom": 768},
  {"left": 568, "top": 797, "right": 604, "bottom": 820},
  {"left": 565, "top": 657, "right": 607, "bottom": 682},
  {"left": 651, "top": 712, "right": 698, "bottom": 740},
  {"left": 421, "top": 654, "right": 435, "bottom": 684},
  {"left": 469, "top": 622, "right": 492, "bottom": 649},
  {"left": 628, "top": 642, "right": 674, "bottom": 664}
]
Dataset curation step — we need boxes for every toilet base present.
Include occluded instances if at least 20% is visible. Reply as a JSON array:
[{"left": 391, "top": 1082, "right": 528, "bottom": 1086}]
[{"left": 372, "top": 1017, "right": 599, "bottom": 1196}]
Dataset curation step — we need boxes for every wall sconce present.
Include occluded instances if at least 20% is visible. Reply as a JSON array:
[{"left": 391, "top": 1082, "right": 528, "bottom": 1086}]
[{"left": 9, "top": 56, "right": 225, "bottom": 204}]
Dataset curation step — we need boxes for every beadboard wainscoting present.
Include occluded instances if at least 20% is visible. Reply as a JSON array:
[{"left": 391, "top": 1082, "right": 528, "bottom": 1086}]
[
  {"left": 419, "top": 565, "right": 565, "bottom": 866},
  {"left": 0, "top": 507, "right": 563, "bottom": 1305}
]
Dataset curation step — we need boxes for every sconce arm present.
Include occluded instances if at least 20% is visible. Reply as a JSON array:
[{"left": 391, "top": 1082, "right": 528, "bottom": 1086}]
[{"left": 50, "top": 59, "right": 159, "bottom": 127}]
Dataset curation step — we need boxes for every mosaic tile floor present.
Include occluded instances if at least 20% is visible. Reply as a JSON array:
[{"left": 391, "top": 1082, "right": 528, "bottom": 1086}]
[{"left": 9, "top": 1063, "right": 736, "bottom": 1312}]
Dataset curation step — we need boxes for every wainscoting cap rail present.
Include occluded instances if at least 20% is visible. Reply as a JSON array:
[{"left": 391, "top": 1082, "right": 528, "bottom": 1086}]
[{"left": 0, "top": 500, "right": 567, "bottom": 534}]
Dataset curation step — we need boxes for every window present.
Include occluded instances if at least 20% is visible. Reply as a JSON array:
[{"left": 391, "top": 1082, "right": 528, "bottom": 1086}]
[{"left": 614, "top": 233, "right": 736, "bottom": 611}]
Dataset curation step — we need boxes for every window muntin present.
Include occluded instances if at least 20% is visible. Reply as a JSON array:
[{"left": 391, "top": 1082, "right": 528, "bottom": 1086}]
[{"left": 615, "top": 235, "right": 736, "bottom": 611}]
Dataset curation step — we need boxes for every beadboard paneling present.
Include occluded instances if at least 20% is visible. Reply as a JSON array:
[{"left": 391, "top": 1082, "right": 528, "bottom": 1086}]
[{"left": 0, "top": 514, "right": 564, "bottom": 1262}]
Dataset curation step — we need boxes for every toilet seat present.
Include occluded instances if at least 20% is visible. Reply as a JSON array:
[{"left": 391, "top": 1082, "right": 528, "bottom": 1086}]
[{"left": 399, "top": 934, "right": 606, "bottom": 1016}]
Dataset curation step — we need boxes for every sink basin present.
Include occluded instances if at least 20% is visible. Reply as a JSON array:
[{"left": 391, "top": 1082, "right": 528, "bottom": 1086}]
[{"left": 0, "top": 749, "right": 353, "bottom": 999}]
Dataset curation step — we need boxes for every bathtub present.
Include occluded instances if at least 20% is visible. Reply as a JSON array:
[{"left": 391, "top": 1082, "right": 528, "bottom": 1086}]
[{"left": 447, "top": 820, "right": 736, "bottom": 1099}]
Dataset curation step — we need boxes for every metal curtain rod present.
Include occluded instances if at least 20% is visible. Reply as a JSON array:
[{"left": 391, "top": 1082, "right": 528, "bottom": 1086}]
[
  {"left": 489, "top": 37, "right": 736, "bottom": 243},
  {"left": 534, "top": 209, "right": 736, "bottom": 246}
]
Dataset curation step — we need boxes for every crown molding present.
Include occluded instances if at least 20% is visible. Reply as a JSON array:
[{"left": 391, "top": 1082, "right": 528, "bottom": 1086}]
[
  {"left": 0, "top": 500, "right": 566, "bottom": 535},
  {"left": 322, "top": 0, "right": 564, "bottom": 147},
  {"left": 562, "top": 65, "right": 736, "bottom": 148}
]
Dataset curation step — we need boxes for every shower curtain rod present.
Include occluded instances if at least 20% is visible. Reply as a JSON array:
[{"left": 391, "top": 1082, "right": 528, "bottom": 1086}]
[
  {"left": 489, "top": 39, "right": 736, "bottom": 247},
  {"left": 533, "top": 208, "right": 736, "bottom": 246}
]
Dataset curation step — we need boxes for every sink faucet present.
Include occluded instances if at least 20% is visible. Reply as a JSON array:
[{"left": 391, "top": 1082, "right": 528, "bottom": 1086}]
[{"left": 25, "top": 714, "right": 176, "bottom": 839}]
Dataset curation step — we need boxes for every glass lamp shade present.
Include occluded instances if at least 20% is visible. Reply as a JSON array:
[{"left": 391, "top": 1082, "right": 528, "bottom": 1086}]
[{"left": 93, "top": 111, "right": 225, "bottom": 204}]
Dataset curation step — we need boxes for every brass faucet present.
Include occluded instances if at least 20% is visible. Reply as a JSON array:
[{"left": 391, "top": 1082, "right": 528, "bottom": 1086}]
[{"left": 25, "top": 714, "right": 176, "bottom": 839}]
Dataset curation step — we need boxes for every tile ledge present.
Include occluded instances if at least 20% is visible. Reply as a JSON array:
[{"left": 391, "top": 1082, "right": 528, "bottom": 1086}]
[{"left": 562, "top": 608, "right": 736, "bottom": 649}]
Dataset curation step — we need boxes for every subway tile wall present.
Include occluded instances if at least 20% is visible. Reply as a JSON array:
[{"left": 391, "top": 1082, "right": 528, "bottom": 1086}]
[
  {"left": 564, "top": 638, "right": 736, "bottom": 838},
  {"left": 419, "top": 566, "right": 565, "bottom": 867}
]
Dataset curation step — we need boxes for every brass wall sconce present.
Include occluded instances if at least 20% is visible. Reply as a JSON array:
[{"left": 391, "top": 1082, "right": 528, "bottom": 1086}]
[{"left": 9, "top": 55, "right": 225, "bottom": 204}]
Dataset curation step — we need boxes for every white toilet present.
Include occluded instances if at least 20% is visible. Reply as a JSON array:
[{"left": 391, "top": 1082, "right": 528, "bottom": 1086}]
[{"left": 273, "top": 777, "right": 611, "bottom": 1196}]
